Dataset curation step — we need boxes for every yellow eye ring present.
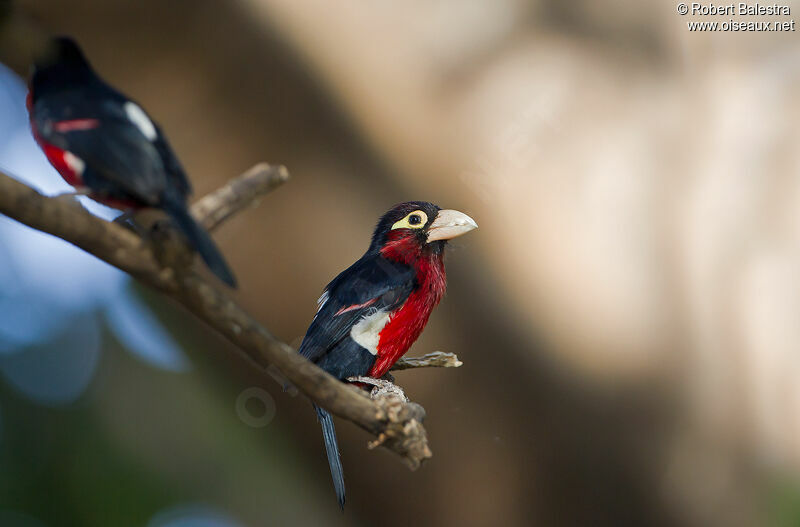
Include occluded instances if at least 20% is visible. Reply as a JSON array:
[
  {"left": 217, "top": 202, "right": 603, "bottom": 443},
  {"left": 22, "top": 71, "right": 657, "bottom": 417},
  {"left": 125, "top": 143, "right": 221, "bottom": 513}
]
[{"left": 391, "top": 210, "right": 428, "bottom": 230}]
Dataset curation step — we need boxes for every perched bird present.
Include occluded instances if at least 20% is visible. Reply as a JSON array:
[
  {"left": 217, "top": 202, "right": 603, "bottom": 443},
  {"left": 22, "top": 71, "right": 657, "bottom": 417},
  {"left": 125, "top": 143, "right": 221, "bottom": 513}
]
[
  {"left": 299, "top": 201, "right": 477, "bottom": 508},
  {"left": 27, "top": 37, "right": 236, "bottom": 287}
]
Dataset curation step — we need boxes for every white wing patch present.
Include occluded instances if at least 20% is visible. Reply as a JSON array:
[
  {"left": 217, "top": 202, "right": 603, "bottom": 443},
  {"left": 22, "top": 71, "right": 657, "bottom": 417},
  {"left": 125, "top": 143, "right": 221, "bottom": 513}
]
[
  {"left": 316, "top": 290, "right": 329, "bottom": 312},
  {"left": 64, "top": 151, "right": 85, "bottom": 175},
  {"left": 124, "top": 101, "right": 158, "bottom": 141},
  {"left": 350, "top": 309, "right": 391, "bottom": 356}
]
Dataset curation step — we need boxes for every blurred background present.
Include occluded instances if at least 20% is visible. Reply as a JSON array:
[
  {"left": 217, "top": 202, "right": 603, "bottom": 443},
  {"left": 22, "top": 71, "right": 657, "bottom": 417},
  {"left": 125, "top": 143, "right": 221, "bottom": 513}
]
[{"left": 1, "top": 0, "right": 800, "bottom": 525}]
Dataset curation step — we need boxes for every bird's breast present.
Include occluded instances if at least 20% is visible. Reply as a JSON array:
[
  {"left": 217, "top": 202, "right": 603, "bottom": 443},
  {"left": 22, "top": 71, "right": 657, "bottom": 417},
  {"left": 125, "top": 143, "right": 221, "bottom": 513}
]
[{"left": 368, "top": 255, "right": 447, "bottom": 377}]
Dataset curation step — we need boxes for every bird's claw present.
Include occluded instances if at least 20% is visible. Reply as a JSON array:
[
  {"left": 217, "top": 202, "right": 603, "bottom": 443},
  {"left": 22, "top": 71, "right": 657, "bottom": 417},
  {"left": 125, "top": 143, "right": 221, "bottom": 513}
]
[
  {"left": 112, "top": 211, "right": 145, "bottom": 235},
  {"left": 367, "top": 432, "right": 389, "bottom": 449},
  {"left": 54, "top": 187, "right": 90, "bottom": 198},
  {"left": 347, "top": 376, "right": 408, "bottom": 402},
  {"left": 52, "top": 188, "right": 90, "bottom": 207}
]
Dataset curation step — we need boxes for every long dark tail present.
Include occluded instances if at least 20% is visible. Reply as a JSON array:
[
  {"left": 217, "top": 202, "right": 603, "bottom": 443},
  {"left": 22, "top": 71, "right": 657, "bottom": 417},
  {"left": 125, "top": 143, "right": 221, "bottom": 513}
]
[
  {"left": 315, "top": 404, "right": 345, "bottom": 509},
  {"left": 163, "top": 199, "right": 237, "bottom": 287}
]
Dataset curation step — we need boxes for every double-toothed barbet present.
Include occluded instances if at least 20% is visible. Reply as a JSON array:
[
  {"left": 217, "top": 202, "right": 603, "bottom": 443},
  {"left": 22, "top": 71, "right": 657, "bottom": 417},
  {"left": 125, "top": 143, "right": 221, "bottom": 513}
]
[
  {"left": 27, "top": 36, "right": 236, "bottom": 287},
  {"left": 299, "top": 201, "right": 477, "bottom": 507}
]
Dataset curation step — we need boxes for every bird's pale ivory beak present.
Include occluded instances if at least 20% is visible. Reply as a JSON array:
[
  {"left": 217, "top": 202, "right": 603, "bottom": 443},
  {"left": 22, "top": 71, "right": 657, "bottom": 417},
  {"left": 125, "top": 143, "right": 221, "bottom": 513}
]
[{"left": 427, "top": 209, "right": 478, "bottom": 242}]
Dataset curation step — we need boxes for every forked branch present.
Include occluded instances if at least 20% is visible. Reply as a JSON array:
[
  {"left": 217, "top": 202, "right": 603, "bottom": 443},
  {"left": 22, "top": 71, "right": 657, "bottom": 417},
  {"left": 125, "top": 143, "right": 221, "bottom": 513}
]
[{"left": 0, "top": 164, "right": 458, "bottom": 469}]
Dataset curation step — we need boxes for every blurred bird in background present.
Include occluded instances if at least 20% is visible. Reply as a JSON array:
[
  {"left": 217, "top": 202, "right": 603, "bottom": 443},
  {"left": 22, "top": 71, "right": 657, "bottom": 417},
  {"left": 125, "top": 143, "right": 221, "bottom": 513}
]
[{"left": 27, "top": 36, "right": 236, "bottom": 287}]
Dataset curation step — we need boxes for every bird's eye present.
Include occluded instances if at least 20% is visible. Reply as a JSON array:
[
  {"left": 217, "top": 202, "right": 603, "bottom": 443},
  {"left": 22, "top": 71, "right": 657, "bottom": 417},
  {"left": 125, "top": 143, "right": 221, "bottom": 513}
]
[{"left": 391, "top": 210, "right": 428, "bottom": 231}]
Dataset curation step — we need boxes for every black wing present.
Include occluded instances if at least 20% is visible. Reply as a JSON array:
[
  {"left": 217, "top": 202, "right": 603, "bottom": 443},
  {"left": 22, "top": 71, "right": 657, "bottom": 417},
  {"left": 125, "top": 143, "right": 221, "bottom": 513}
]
[
  {"left": 33, "top": 91, "right": 169, "bottom": 205},
  {"left": 153, "top": 121, "right": 191, "bottom": 199},
  {"left": 298, "top": 253, "right": 415, "bottom": 363}
]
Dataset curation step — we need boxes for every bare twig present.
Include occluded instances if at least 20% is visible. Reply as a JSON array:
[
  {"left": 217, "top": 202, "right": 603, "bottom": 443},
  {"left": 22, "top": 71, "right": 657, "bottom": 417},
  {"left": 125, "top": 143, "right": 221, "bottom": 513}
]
[
  {"left": 0, "top": 165, "right": 433, "bottom": 469},
  {"left": 191, "top": 163, "right": 289, "bottom": 231},
  {"left": 392, "top": 351, "right": 463, "bottom": 371}
]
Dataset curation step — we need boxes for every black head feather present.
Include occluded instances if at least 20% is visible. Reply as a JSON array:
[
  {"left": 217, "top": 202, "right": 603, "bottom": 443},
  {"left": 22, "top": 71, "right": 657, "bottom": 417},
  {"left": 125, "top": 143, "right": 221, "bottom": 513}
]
[
  {"left": 368, "top": 201, "right": 442, "bottom": 252},
  {"left": 31, "top": 37, "right": 95, "bottom": 98}
]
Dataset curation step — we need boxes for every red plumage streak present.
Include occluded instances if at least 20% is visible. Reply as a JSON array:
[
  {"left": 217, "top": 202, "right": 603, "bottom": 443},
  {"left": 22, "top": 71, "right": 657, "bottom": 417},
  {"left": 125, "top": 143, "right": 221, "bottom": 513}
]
[
  {"left": 335, "top": 298, "right": 377, "bottom": 316},
  {"left": 28, "top": 91, "right": 90, "bottom": 188},
  {"left": 369, "top": 231, "right": 447, "bottom": 378},
  {"left": 40, "top": 142, "right": 84, "bottom": 187}
]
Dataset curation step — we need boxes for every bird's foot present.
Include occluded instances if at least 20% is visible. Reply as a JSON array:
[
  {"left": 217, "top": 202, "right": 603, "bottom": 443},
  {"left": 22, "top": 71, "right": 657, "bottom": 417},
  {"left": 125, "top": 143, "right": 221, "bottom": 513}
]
[
  {"left": 346, "top": 376, "right": 408, "bottom": 402},
  {"left": 112, "top": 210, "right": 146, "bottom": 235},
  {"left": 271, "top": 365, "right": 298, "bottom": 396},
  {"left": 54, "top": 187, "right": 90, "bottom": 198},
  {"left": 113, "top": 210, "right": 134, "bottom": 224},
  {"left": 52, "top": 187, "right": 90, "bottom": 205}
]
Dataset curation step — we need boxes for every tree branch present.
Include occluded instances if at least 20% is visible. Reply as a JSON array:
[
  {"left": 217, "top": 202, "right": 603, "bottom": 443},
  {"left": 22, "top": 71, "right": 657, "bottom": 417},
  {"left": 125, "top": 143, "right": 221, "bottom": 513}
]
[{"left": 0, "top": 165, "right": 433, "bottom": 469}]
